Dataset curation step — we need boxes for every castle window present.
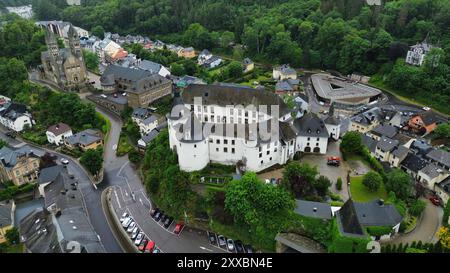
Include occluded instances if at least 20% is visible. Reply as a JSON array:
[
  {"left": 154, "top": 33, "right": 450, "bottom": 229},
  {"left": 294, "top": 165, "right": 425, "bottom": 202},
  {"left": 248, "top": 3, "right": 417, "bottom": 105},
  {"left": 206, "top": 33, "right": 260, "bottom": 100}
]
[
  {"left": 231, "top": 148, "right": 235, "bottom": 154},
  {"left": 224, "top": 147, "right": 228, "bottom": 152}
]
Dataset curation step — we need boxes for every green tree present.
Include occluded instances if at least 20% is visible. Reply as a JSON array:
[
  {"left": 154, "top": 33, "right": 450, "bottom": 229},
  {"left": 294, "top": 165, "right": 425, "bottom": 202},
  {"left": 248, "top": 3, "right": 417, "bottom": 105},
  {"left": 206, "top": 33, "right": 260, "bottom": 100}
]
[
  {"left": 340, "top": 131, "right": 363, "bottom": 155},
  {"left": 80, "top": 148, "right": 103, "bottom": 176},
  {"left": 90, "top": 25, "right": 105, "bottom": 39},
  {"left": 0, "top": 139, "right": 8, "bottom": 149},
  {"left": 409, "top": 199, "right": 426, "bottom": 217},
  {"left": 220, "top": 31, "right": 235, "bottom": 49},
  {"left": 5, "top": 227, "right": 19, "bottom": 245},
  {"left": 314, "top": 175, "right": 331, "bottom": 196},
  {"left": 83, "top": 50, "right": 99, "bottom": 72},
  {"left": 225, "top": 61, "right": 243, "bottom": 79},
  {"left": 433, "top": 123, "right": 450, "bottom": 139},
  {"left": 385, "top": 169, "right": 413, "bottom": 200},
  {"left": 336, "top": 177, "right": 343, "bottom": 191},
  {"left": 170, "top": 63, "right": 186, "bottom": 76},
  {"left": 282, "top": 162, "right": 318, "bottom": 198},
  {"left": 362, "top": 171, "right": 382, "bottom": 192}
]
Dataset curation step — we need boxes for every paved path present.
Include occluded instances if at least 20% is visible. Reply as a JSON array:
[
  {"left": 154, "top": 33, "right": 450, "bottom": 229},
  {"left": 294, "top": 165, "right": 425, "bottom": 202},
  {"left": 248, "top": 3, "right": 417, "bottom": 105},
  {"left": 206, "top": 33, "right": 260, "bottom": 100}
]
[{"left": 387, "top": 199, "right": 443, "bottom": 245}]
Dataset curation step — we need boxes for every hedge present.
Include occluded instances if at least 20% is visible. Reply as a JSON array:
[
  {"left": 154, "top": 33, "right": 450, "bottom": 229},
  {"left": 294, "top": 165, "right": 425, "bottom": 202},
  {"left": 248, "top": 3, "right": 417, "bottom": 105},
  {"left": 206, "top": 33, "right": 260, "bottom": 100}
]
[
  {"left": 366, "top": 226, "right": 393, "bottom": 237},
  {"left": 328, "top": 219, "right": 371, "bottom": 253}
]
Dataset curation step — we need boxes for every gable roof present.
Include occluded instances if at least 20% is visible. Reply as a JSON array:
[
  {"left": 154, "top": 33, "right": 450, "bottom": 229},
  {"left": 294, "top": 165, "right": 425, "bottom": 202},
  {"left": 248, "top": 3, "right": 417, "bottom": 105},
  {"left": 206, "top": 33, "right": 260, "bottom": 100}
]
[
  {"left": 293, "top": 113, "right": 329, "bottom": 138},
  {"left": 181, "top": 84, "right": 290, "bottom": 116},
  {"left": 65, "top": 129, "right": 102, "bottom": 146},
  {"left": 426, "top": 149, "right": 450, "bottom": 169},
  {"left": 401, "top": 153, "right": 427, "bottom": 173},
  {"left": 0, "top": 102, "right": 29, "bottom": 121},
  {"left": 336, "top": 199, "right": 366, "bottom": 236},
  {"left": 38, "top": 165, "right": 64, "bottom": 184},
  {"left": 0, "top": 145, "right": 41, "bottom": 170},
  {"left": 353, "top": 200, "right": 403, "bottom": 227},
  {"left": 47, "top": 123, "right": 71, "bottom": 136},
  {"left": 414, "top": 111, "right": 439, "bottom": 126},
  {"left": 132, "top": 107, "right": 150, "bottom": 120},
  {"left": 372, "top": 124, "right": 397, "bottom": 138},
  {"left": 376, "top": 136, "right": 399, "bottom": 152},
  {"left": 137, "top": 60, "right": 162, "bottom": 74}
]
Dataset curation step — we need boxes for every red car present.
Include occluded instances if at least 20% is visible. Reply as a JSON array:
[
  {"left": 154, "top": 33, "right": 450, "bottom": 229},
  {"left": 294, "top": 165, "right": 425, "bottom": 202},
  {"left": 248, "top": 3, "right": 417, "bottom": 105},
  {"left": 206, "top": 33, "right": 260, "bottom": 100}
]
[
  {"left": 429, "top": 196, "right": 441, "bottom": 206},
  {"left": 144, "top": 241, "right": 155, "bottom": 253},
  {"left": 174, "top": 222, "right": 184, "bottom": 235}
]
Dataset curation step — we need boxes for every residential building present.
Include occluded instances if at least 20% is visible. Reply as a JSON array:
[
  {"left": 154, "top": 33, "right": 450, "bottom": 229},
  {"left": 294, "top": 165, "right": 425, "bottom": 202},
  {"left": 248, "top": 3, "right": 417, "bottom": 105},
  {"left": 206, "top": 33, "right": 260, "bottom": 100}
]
[
  {"left": 323, "top": 105, "right": 341, "bottom": 141},
  {"left": 167, "top": 84, "right": 329, "bottom": 172},
  {"left": 275, "top": 79, "right": 300, "bottom": 95},
  {"left": 407, "top": 111, "right": 439, "bottom": 134},
  {"left": 426, "top": 149, "right": 450, "bottom": 172},
  {"left": 197, "top": 49, "right": 212, "bottom": 66},
  {"left": 37, "top": 165, "right": 64, "bottom": 197},
  {"left": 40, "top": 25, "right": 88, "bottom": 89},
  {"left": 242, "top": 58, "right": 254, "bottom": 73},
  {"left": 66, "top": 0, "right": 81, "bottom": 5},
  {"left": 435, "top": 178, "right": 450, "bottom": 205},
  {"left": 138, "top": 127, "right": 161, "bottom": 151},
  {"left": 369, "top": 124, "right": 397, "bottom": 140},
  {"left": 0, "top": 102, "right": 33, "bottom": 132},
  {"left": 19, "top": 167, "right": 105, "bottom": 253},
  {"left": 65, "top": 129, "right": 103, "bottom": 151},
  {"left": 88, "top": 92, "right": 128, "bottom": 115},
  {"left": 178, "top": 47, "right": 196, "bottom": 59},
  {"left": 0, "top": 201, "right": 13, "bottom": 244},
  {"left": 174, "top": 75, "right": 206, "bottom": 88},
  {"left": 374, "top": 136, "right": 399, "bottom": 162},
  {"left": 400, "top": 153, "right": 428, "bottom": 180},
  {"left": 350, "top": 107, "right": 382, "bottom": 133},
  {"left": 405, "top": 38, "right": 437, "bottom": 66},
  {"left": 5, "top": 5, "right": 33, "bottom": 19},
  {"left": 46, "top": 123, "right": 73, "bottom": 146},
  {"left": 100, "top": 65, "right": 172, "bottom": 108},
  {"left": 0, "top": 146, "right": 41, "bottom": 186},
  {"left": 336, "top": 199, "right": 402, "bottom": 241},
  {"left": 294, "top": 200, "right": 332, "bottom": 220},
  {"left": 273, "top": 64, "right": 297, "bottom": 80},
  {"left": 417, "top": 163, "right": 449, "bottom": 191},
  {"left": 136, "top": 60, "right": 170, "bottom": 77},
  {"left": 203, "top": 56, "right": 222, "bottom": 69}
]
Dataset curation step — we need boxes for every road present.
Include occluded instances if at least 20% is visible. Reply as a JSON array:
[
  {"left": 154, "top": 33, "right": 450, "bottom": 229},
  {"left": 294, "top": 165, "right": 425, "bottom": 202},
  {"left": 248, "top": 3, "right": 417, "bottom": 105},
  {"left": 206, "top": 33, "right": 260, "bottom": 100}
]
[
  {"left": 387, "top": 199, "right": 443, "bottom": 245},
  {"left": 0, "top": 128, "right": 123, "bottom": 253},
  {"left": 29, "top": 72, "right": 226, "bottom": 252}
]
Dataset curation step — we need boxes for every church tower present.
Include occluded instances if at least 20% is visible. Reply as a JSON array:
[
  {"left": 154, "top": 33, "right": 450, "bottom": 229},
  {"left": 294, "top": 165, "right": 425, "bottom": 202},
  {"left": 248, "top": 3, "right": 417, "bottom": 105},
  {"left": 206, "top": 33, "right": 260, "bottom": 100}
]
[
  {"left": 68, "top": 24, "right": 82, "bottom": 59},
  {"left": 45, "top": 29, "right": 60, "bottom": 60}
]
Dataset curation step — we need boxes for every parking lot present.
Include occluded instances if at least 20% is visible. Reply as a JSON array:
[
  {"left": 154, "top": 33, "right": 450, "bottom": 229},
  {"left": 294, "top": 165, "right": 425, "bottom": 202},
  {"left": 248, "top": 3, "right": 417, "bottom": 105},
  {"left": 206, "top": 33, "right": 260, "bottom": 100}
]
[{"left": 206, "top": 231, "right": 255, "bottom": 253}]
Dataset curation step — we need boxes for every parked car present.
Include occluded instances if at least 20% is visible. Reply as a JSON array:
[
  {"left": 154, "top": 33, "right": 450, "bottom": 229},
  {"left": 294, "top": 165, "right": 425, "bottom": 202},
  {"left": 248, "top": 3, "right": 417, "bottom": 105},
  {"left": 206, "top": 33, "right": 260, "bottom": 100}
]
[
  {"left": 429, "top": 196, "right": 441, "bottom": 206},
  {"left": 154, "top": 211, "right": 162, "bottom": 221},
  {"left": 327, "top": 156, "right": 340, "bottom": 167},
  {"left": 160, "top": 213, "right": 167, "bottom": 223},
  {"left": 138, "top": 239, "right": 148, "bottom": 252},
  {"left": 144, "top": 240, "right": 155, "bottom": 253},
  {"left": 150, "top": 208, "right": 159, "bottom": 217},
  {"left": 127, "top": 221, "right": 136, "bottom": 233},
  {"left": 235, "top": 240, "right": 245, "bottom": 253},
  {"left": 121, "top": 218, "right": 132, "bottom": 228},
  {"left": 60, "top": 158, "right": 69, "bottom": 165},
  {"left": 120, "top": 212, "right": 129, "bottom": 223},
  {"left": 217, "top": 235, "right": 226, "bottom": 248},
  {"left": 5, "top": 131, "right": 16, "bottom": 138},
  {"left": 227, "top": 239, "right": 235, "bottom": 252},
  {"left": 174, "top": 222, "right": 184, "bottom": 235},
  {"left": 164, "top": 217, "right": 173, "bottom": 228},
  {"left": 134, "top": 233, "right": 144, "bottom": 246},
  {"left": 131, "top": 227, "right": 139, "bottom": 240},
  {"left": 244, "top": 245, "right": 254, "bottom": 253},
  {"left": 208, "top": 232, "right": 217, "bottom": 245}
]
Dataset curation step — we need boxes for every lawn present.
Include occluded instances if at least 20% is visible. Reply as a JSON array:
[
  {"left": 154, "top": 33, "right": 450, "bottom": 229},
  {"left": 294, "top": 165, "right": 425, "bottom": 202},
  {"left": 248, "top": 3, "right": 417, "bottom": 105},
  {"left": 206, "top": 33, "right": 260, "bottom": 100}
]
[
  {"left": 116, "top": 133, "right": 134, "bottom": 156},
  {"left": 349, "top": 176, "right": 388, "bottom": 202}
]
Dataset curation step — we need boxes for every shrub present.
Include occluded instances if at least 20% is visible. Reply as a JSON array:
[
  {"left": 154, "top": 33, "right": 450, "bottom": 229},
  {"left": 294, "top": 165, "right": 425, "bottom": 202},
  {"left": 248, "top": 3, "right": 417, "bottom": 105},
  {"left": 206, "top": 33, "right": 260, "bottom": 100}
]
[
  {"left": 409, "top": 200, "right": 426, "bottom": 217},
  {"left": 362, "top": 171, "right": 382, "bottom": 192},
  {"left": 366, "top": 226, "right": 393, "bottom": 237},
  {"left": 336, "top": 177, "right": 342, "bottom": 191}
]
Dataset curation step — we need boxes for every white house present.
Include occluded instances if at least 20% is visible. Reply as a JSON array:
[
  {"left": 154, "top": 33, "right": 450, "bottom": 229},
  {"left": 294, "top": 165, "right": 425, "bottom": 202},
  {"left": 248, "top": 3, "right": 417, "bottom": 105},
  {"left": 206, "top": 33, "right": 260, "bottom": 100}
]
[
  {"left": 197, "top": 49, "right": 212, "bottom": 65},
  {"left": 168, "top": 84, "right": 329, "bottom": 172},
  {"left": 46, "top": 123, "right": 73, "bottom": 146},
  {"left": 203, "top": 56, "right": 222, "bottom": 69},
  {"left": 417, "top": 163, "right": 449, "bottom": 191},
  {"left": 405, "top": 38, "right": 436, "bottom": 66},
  {"left": 0, "top": 103, "right": 33, "bottom": 132}
]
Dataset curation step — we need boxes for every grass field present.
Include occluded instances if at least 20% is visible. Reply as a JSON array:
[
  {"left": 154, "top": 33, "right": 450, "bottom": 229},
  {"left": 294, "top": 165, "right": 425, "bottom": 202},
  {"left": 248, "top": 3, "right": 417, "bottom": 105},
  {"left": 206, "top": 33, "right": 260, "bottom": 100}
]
[{"left": 349, "top": 176, "right": 388, "bottom": 202}]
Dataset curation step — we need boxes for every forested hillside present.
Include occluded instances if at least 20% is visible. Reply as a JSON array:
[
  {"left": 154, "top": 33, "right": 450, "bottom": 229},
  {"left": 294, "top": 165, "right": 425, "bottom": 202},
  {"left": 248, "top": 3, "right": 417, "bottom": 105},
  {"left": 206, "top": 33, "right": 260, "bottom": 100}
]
[{"left": 4, "top": 0, "right": 450, "bottom": 113}]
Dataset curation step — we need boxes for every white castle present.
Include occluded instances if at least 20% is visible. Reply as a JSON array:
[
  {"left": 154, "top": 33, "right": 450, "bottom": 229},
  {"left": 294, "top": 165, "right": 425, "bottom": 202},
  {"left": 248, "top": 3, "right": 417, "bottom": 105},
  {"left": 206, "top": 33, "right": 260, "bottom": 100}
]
[{"left": 168, "top": 84, "right": 340, "bottom": 172}]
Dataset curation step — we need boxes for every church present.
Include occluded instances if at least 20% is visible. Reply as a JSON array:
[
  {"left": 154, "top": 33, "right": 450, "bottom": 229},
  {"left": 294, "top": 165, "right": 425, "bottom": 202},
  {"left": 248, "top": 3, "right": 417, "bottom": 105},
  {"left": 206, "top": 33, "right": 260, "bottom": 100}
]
[{"left": 40, "top": 24, "right": 88, "bottom": 90}]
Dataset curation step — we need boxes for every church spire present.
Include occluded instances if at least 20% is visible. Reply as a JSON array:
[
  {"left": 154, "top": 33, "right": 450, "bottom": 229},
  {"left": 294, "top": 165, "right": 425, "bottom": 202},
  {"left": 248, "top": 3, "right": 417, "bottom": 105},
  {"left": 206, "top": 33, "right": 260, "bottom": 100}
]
[{"left": 45, "top": 28, "right": 59, "bottom": 59}]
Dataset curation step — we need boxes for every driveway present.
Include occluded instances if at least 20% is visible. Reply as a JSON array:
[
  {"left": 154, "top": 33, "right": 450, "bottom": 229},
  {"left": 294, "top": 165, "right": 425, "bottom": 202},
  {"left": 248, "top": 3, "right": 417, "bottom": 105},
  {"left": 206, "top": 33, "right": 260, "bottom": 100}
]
[
  {"left": 387, "top": 198, "right": 443, "bottom": 245},
  {"left": 258, "top": 141, "right": 350, "bottom": 201}
]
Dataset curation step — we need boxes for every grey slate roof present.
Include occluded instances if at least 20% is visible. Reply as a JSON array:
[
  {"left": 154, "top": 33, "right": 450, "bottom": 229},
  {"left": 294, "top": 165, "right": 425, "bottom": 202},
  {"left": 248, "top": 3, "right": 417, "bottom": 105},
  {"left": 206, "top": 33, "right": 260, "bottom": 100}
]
[
  {"left": 132, "top": 107, "right": 150, "bottom": 120},
  {"left": 0, "top": 102, "right": 29, "bottom": 121},
  {"left": 65, "top": 129, "right": 101, "bottom": 146},
  {"left": 401, "top": 153, "right": 428, "bottom": 173},
  {"left": 0, "top": 145, "right": 42, "bottom": 170},
  {"left": 137, "top": 60, "right": 162, "bottom": 74},
  {"left": 294, "top": 200, "right": 332, "bottom": 220},
  {"left": 142, "top": 115, "right": 158, "bottom": 125},
  {"left": 353, "top": 200, "right": 403, "bottom": 227},
  {"left": 139, "top": 129, "right": 159, "bottom": 145},
  {"left": 361, "top": 134, "right": 377, "bottom": 153},
  {"left": 371, "top": 124, "right": 397, "bottom": 138},
  {"left": 415, "top": 110, "right": 439, "bottom": 126},
  {"left": 38, "top": 165, "right": 64, "bottom": 185},
  {"left": 426, "top": 149, "right": 450, "bottom": 169},
  {"left": 419, "top": 163, "right": 443, "bottom": 179},
  {"left": 0, "top": 202, "right": 13, "bottom": 227},
  {"left": 181, "top": 84, "right": 290, "bottom": 116},
  {"left": 336, "top": 200, "right": 366, "bottom": 237},
  {"left": 101, "top": 64, "right": 152, "bottom": 84},
  {"left": 275, "top": 81, "right": 294, "bottom": 92},
  {"left": 392, "top": 145, "right": 409, "bottom": 160},
  {"left": 376, "top": 136, "right": 399, "bottom": 152},
  {"left": 293, "top": 113, "right": 329, "bottom": 138}
]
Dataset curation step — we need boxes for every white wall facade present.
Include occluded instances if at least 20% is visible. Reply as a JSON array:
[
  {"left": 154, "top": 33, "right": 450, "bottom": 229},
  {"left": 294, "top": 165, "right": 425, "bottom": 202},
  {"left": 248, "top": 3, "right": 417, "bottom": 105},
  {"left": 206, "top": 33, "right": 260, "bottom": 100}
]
[
  {"left": 0, "top": 115, "right": 33, "bottom": 132},
  {"left": 46, "top": 130, "right": 73, "bottom": 146}
]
